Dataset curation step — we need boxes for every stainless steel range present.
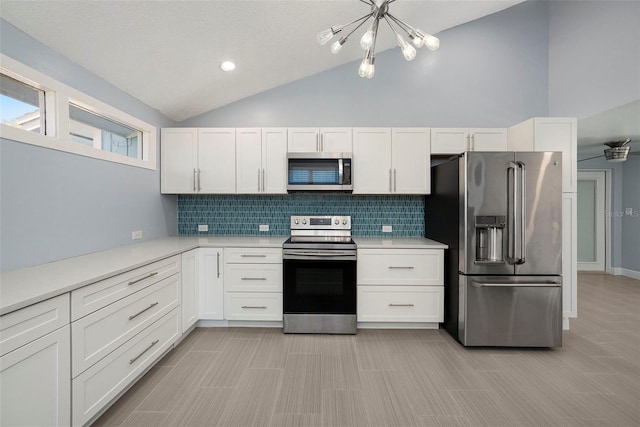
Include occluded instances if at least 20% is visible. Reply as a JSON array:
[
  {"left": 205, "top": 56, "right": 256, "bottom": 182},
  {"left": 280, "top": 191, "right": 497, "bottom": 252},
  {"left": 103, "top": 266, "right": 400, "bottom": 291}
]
[{"left": 283, "top": 215, "right": 357, "bottom": 334}]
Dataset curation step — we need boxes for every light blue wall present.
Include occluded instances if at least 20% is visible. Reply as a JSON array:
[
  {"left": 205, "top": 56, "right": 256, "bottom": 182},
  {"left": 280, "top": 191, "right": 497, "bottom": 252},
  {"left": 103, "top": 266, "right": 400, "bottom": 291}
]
[
  {"left": 180, "top": 0, "right": 549, "bottom": 128},
  {"left": 0, "top": 19, "right": 178, "bottom": 271},
  {"left": 621, "top": 156, "right": 640, "bottom": 272}
]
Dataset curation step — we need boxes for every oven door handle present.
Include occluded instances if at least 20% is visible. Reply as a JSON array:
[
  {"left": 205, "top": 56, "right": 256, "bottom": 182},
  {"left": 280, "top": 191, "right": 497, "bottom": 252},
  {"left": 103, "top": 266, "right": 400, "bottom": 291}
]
[{"left": 284, "top": 250, "right": 355, "bottom": 257}]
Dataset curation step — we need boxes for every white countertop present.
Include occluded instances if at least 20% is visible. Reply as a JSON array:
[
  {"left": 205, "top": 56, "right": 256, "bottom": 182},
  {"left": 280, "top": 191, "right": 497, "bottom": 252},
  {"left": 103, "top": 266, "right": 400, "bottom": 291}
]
[
  {"left": 0, "top": 236, "right": 287, "bottom": 316},
  {"left": 0, "top": 235, "right": 446, "bottom": 316},
  {"left": 353, "top": 237, "right": 448, "bottom": 249}
]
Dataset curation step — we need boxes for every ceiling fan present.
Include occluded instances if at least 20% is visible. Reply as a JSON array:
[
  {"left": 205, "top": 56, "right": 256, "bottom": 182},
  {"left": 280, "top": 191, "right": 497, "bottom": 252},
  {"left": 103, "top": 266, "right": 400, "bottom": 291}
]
[{"left": 577, "top": 139, "right": 639, "bottom": 163}]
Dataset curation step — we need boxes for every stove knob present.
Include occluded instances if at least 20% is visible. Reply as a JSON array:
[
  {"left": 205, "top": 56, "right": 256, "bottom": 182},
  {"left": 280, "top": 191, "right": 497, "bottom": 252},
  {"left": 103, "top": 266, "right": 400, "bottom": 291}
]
[
  {"left": 302, "top": 219, "right": 307, "bottom": 225},
  {"left": 334, "top": 219, "right": 339, "bottom": 225},
  {"left": 294, "top": 219, "right": 299, "bottom": 224},
  {"left": 343, "top": 219, "right": 347, "bottom": 225}
]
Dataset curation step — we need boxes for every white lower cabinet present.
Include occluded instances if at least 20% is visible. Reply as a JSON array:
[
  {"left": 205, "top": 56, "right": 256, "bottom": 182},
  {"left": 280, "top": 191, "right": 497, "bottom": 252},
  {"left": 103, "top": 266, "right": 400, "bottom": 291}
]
[
  {"left": 223, "top": 247, "right": 283, "bottom": 321},
  {"left": 199, "top": 248, "right": 224, "bottom": 320},
  {"left": 72, "top": 309, "right": 180, "bottom": 426},
  {"left": 357, "top": 248, "right": 444, "bottom": 324},
  {"left": 0, "top": 324, "right": 71, "bottom": 427}
]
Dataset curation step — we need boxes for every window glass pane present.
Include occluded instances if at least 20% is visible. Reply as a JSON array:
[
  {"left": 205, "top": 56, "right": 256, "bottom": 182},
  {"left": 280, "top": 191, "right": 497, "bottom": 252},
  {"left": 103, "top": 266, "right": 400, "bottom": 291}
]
[
  {"left": 69, "top": 103, "right": 142, "bottom": 159},
  {"left": 0, "top": 73, "right": 45, "bottom": 134}
]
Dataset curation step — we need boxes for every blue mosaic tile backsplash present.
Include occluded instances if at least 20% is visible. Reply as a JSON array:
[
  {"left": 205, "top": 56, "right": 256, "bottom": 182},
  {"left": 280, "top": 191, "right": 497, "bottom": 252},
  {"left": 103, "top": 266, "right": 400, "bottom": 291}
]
[{"left": 178, "top": 194, "right": 424, "bottom": 237}]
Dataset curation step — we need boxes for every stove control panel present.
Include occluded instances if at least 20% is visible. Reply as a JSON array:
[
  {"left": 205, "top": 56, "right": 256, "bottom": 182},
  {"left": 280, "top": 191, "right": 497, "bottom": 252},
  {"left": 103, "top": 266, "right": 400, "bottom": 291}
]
[{"left": 290, "top": 215, "right": 351, "bottom": 230}]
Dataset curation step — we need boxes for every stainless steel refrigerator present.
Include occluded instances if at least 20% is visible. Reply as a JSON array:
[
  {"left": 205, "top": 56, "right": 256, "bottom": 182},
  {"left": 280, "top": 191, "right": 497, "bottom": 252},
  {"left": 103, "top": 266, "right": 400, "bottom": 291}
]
[{"left": 425, "top": 152, "right": 563, "bottom": 347}]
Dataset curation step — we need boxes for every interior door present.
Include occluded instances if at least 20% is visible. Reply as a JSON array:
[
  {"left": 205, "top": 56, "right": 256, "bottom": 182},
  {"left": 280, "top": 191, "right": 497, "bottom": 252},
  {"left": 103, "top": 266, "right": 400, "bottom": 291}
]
[{"left": 577, "top": 170, "right": 606, "bottom": 271}]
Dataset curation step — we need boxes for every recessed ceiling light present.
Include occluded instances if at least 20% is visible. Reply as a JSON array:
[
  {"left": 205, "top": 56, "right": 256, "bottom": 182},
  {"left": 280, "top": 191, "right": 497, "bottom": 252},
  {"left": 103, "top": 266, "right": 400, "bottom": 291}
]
[{"left": 220, "top": 61, "right": 236, "bottom": 71}]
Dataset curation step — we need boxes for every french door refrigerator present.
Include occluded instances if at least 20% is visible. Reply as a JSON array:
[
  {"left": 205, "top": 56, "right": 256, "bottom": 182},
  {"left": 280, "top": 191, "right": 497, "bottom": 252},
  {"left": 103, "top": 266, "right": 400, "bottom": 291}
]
[{"left": 425, "top": 152, "right": 563, "bottom": 347}]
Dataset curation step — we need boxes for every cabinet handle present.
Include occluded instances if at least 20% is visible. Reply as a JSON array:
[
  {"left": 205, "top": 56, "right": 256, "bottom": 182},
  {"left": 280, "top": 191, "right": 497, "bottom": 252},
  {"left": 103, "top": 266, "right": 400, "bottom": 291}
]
[
  {"left": 129, "top": 339, "right": 160, "bottom": 365},
  {"left": 128, "top": 302, "right": 159, "bottom": 320},
  {"left": 388, "top": 266, "right": 415, "bottom": 269},
  {"left": 262, "top": 169, "right": 265, "bottom": 192},
  {"left": 316, "top": 134, "right": 319, "bottom": 152},
  {"left": 389, "top": 169, "right": 392, "bottom": 192},
  {"left": 128, "top": 271, "right": 158, "bottom": 286},
  {"left": 216, "top": 252, "right": 220, "bottom": 278},
  {"left": 197, "top": 169, "right": 202, "bottom": 191},
  {"left": 241, "top": 277, "right": 267, "bottom": 281},
  {"left": 389, "top": 303, "right": 415, "bottom": 307},
  {"left": 320, "top": 133, "right": 323, "bottom": 151},
  {"left": 241, "top": 305, "right": 267, "bottom": 309},
  {"left": 241, "top": 254, "right": 267, "bottom": 258},
  {"left": 258, "top": 169, "right": 261, "bottom": 192},
  {"left": 394, "top": 169, "right": 397, "bottom": 192},
  {"left": 193, "top": 169, "right": 197, "bottom": 192}
]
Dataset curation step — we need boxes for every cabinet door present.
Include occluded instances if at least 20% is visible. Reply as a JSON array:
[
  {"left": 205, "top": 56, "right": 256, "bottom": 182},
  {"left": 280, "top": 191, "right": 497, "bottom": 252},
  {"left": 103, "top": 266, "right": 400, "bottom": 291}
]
[
  {"left": 262, "top": 128, "right": 288, "bottom": 194},
  {"left": 562, "top": 193, "right": 577, "bottom": 321},
  {"left": 532, "top": 118, "right": 577, "bottom": 193},
  {"left": 288, "top": 128, "right": 319, "bottom": 152},
  {"left": 160, "top": 128, "right": 198, "bottom": 193},
  {"left": 392, "top": 128, "right": 430, "bottom": 194},
  {"left": 236, "top": 128, "right": 263, "bottom": 193},
  {"left": 469, "top": 128, "right": 507, "bottom": 151},
  {"left": 198, "top": 128, "right": 236, "bottom": 193},
  {"left": 321, "top": 128, "right": 352, "bottom": 152},
  {"left": 181, "top": 249, "right": 199, "bottom": 332},
  {"left": 1, "top": 326, "right": 71, "bottom": 427},
  {"left": 430, "top": 128, "right": 468, "bottom": 154},
  {"left": 199, "top": 248, "right": 224, "bottom": 320},
  {"left": 353, "top": 128, "right": 392, "bottom": 194}
]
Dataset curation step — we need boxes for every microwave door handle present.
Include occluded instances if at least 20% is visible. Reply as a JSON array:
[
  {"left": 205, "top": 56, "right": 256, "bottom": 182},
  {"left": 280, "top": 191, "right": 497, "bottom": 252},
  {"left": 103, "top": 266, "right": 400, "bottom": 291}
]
[
  {"left": 517, "top": 161, "right": 526, "bottom": 265},
  {"left": 338, "top": 159, "right": 344, "bottom": 185}
]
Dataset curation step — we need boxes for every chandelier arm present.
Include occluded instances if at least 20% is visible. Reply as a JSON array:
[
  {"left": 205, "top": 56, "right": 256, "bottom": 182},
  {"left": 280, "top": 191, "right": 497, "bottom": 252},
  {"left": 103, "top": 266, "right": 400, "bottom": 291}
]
[
  {"left": 386, "top": 12, "right": 416, "bottom": 36},
  {"left": 371, "top": 17, "right": 380, "bottom": 57},
  {"left": 338, "top": 12, "right": 375, "bottom": 32},
  {"left": 383, "top": 14, "right": 401, "bottom": 38},
  {"left": 359, "top": 0, "right": 374, "bottom": 6},
  {"left": 342, "top": 13, "right": 376, "bottom": 41}
]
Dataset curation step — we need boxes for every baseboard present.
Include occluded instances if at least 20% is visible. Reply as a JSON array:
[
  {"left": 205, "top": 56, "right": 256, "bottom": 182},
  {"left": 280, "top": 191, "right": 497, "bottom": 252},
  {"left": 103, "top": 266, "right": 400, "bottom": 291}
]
[{"left": 609, "top": 267, "right": 640, "bottom": 280}]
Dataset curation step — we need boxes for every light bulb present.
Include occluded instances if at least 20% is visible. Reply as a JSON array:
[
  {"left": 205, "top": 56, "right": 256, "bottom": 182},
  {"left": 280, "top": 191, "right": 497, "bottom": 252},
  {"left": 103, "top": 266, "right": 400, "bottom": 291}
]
[
  {"left": 358, "top": 53, "right": 375, "bottom": 79},
  {"left": 364, "top": 63, "right": 375, "bottom": 79},
  {"left": 411, "top": 29, "right": 426, "bottom": 48},
  {"left": 358, "top": 58, "right": 370, "bottom": 78},
  {"left": 425, "top": 35, "right": 440, "bottom": 51},
  {"left": 360, "top": 29, "right": 374, "bottom": 50},
  {"left": 317, "top": 28, "right": 335, "bottom": 45},
  {"left": 396, "top": 35, "right": 416, "bottom": 61},
  {"left": 331, "top": 38, "right": 345, "bottom": 54}
]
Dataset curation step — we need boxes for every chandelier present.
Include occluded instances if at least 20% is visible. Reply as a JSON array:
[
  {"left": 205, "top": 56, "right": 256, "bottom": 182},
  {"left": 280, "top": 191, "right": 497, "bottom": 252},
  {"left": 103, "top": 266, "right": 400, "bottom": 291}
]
[{"left": 317, "top": 0, "right": 440, "bottom": 78}]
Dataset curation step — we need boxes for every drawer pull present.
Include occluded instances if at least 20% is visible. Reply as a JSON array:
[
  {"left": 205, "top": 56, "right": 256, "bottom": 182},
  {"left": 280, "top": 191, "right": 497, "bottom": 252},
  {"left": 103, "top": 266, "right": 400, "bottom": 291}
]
[
  {"left": 241, "top": 305, "right": 267, "bottom": 309},
  {"left": 240, "top": 254, "right": 267, "bottom": 258},
  {"left": 129, "top": 339, "right": 160, "bottom": 365},
  {"left": 388, "top": 266, "right": 415, "bottom": 269},
  {"left": 388, "top": 303, "right": 415, "bottom": 307},
  {"left": 128, "top": 302, "right": 159, "bottom": 320},
  {"left": 241, "top": 277, "right": 267, "bottom": 281},
  {"left": 128, "top": 272, "right": 158, "bottom": 286}
]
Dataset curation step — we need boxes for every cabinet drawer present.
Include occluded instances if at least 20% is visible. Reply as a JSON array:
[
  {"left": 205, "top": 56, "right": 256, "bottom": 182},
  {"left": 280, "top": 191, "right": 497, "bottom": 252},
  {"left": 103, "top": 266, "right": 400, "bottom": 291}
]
[
  {"left": 71, "top": 255, "right": 181, "bottom": 321},
  {"left": 72, "top": 309, "right": 180, "bottom": 427},
  {"left": 357, "top": 286, "right": 444, "bottom": 322},
  {"left": 224, "top": 264, "right": 282, "bottom": 292},
  {"left": 224, "top": 293, "right": 282, "bottom": 321},
  {"left": 1, "top": 294, "right": 70, "bottom": 357},
  {"left": 224, "top": 247, "right": 282, "bottom": 264},
  {"left": 71, "top": 275, "right": 180, "bottom": 378},
  {"left": 357, "top": 249, "right": 444, "bottom": 286}
]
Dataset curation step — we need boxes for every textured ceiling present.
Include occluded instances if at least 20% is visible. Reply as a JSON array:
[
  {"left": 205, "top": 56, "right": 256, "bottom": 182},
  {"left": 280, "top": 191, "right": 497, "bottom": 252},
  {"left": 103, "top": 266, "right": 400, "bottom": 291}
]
[{"left": 1, "top": 1, "right": 523, "bottom": 122}]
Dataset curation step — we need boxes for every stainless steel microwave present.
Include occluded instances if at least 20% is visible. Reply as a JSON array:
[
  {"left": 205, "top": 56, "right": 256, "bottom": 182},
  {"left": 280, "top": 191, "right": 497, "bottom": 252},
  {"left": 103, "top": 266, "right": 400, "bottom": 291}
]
[{"left": 287, "top": 152, "right": 353, "bottom": 192}]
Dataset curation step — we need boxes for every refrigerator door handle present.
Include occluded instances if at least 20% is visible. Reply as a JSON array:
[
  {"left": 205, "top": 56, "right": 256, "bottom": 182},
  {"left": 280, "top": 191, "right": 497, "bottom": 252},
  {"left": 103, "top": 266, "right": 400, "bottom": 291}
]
[
  {"left": 517, "top": 161, "right": 527, "bottom": 265},
  {"left": 471, "top": 281, "right": 561, "bottom": 288},
  {"left": 506, "top": 162, "right": 518, "bottom": 264}
]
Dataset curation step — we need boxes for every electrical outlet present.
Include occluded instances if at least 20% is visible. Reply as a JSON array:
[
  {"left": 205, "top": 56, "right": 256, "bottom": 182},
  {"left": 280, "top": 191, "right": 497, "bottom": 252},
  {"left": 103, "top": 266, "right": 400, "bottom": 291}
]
[
  {"left": 131, "top": 230, "right": 143, "bottom": 240},
  {"left": 382, "top": 225, "right": 392, "bottom": 233},
  {"left": 626, "top": 208, "right": 634, "bottom": 216},
  {"left": 259, "top": 224, "right": 269, "bottom": 232},
  {"left": 198, "top": 224, "right": 209, "bottom": 232}
]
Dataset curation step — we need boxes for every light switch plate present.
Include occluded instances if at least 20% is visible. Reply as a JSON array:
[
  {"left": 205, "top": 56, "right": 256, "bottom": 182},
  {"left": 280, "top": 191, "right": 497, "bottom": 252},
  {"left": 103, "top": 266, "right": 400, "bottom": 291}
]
[
  {"left": 259, "top": 224, "right": 269, "bottom": 232},
  {"left": 625, "top": 208, "right": 634, "bottom": 216},
  {"left": 382, "top": 225, "right": 392, "bottom": 233},
  {"left": 131, "top": 230, "right": 143, "bottom": 240},
  {"left": 198, "top": 224, "right": 209, "bottom": 232}
]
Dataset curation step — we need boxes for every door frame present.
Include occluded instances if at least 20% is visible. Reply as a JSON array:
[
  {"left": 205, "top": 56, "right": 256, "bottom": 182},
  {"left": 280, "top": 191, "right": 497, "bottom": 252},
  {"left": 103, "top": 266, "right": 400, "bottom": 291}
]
[{"left": 576, "top": 169, "right": 610, "bottom": 272}]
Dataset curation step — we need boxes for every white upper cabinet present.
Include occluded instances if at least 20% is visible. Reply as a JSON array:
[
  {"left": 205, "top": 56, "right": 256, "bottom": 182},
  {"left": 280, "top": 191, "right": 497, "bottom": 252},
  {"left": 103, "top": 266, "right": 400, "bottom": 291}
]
[
  {"left": 431, "top": 128, "right": 507, "bottom": 154},
  {"left": 353, "top": 128, "right": 430, "bottom": 195},
  {"left": 161, "top": 128, "right": 235, "bottom": 194},
  {"left": 288, "top": 128, "right": 352, "bottom": 153},
  {"left": 507, "top": 117, "right": 577, "bottom": 193},
  {"left": 236, "top": 128, "right": 287, "bottom": 194}
]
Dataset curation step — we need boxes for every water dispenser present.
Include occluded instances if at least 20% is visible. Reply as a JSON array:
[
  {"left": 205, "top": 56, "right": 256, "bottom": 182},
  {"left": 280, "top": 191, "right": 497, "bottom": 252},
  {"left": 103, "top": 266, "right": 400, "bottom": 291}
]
[{"left": 475, "top": 215, "right": 505, "bottom": 263}]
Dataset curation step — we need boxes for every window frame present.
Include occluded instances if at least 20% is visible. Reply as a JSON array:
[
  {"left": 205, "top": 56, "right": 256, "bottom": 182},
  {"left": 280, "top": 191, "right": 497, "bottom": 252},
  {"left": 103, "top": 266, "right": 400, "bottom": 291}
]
[{"left": 0, "top": 54, "right": 157, "bottom": 170}]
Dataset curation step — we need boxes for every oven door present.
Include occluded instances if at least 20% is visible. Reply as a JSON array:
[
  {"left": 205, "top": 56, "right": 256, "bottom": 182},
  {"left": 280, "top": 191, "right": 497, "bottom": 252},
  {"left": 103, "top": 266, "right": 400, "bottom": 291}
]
[{"left": 283, "top": 257, "right": 356, "bottom": 315}]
